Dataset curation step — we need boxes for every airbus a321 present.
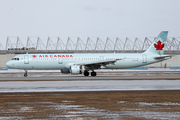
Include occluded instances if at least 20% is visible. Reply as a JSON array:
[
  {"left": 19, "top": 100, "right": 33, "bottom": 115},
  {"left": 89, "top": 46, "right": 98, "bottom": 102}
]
[{"left": 6, "top": 31, "right": 171, "bottom": 77}]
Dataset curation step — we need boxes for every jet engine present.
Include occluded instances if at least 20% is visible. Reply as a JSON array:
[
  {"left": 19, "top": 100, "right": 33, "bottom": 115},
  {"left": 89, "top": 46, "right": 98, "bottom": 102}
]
[
  {"left": 70, "top": 65, "right": 85, "bottom": 74},
  {"left": 61, "top": 69, "right": 70, "bottom": 74}
]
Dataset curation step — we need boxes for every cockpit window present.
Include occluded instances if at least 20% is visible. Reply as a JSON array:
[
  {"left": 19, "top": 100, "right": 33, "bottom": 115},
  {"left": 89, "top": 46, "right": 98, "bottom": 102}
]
[{"left": 11, "top": 58, "right": 19, "bottom": 60}]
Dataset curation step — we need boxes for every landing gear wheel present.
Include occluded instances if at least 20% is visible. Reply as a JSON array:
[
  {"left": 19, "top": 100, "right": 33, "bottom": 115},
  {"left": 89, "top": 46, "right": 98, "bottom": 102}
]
[
  {"left": 24, "top": 70, "right": 28, "bottom": 77},
  {"left": 84, "top": 71, "right": 89, "bottom": 76},
  {"left": 24, "top": 73, "right": 27, "bottom": 77},
  {"left": 91, "top": 72, "right": 97, "bottom": 76}
]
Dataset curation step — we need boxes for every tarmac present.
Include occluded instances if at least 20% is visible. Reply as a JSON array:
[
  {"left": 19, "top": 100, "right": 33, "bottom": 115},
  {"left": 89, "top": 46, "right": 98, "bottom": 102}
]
[
  {"left": 1, "top": 71, "right": 180, "bottom": 80},
  {"left": 0, "top": 79, "right": 180, "bottom": 93},
  {"left": 1, "top": 74, "right": 180, "bottom": 81},
  {"left": 0, "top": 70, "right": 180, "bottom": 92}
]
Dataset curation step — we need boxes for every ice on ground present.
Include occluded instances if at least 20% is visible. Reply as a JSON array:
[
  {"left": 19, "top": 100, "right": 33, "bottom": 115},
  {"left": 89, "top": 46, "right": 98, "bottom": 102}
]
[
  {"left": 117, "top": 101, "right": 127, "bottom": 104},
  {"left": 0, "top": 117, "right": 23, "bottom": 120},
  {"left": 62, "top": 100, "right": 75, "bottom": 103},
  {"left": 122, "top": 111, "right": 180, "bottom": 120},
  {"left": 20, "top": 107, "right": 33, "bottom": 111},
  {"left": 138, "top": 102, "right": 180, "bottom": 106}
]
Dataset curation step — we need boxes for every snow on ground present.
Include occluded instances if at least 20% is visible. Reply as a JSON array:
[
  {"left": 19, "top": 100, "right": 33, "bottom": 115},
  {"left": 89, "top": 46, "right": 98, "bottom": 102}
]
[{"left": 1, "top": 101, "right": 180, "bottom": 120}]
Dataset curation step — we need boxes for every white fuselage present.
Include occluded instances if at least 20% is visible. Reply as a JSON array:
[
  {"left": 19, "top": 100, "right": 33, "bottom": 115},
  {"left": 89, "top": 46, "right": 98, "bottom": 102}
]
[{"left": 6, "top": 53, "right": 167, "bottom": 70}]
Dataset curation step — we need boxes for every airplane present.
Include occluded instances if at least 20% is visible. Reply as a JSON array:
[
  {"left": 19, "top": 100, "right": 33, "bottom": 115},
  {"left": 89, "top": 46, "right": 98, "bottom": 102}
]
[{"left": 6, "top": 31, "right": 171, "bottom": 77}]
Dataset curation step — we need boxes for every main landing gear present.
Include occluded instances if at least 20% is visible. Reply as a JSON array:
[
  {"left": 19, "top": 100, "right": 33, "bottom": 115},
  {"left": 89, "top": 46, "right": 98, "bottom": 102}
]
[
  {"left": 84, "top": 71, "right": 89, "bottom": 76},
  {"left": 84, "top": 71, "right": 97, "bottom": 76},
  {"left": 91, "top": 71, "right": 96, "bottom": 76},
  {"left": 24, "top": 70, "right": 28, "bottom": 77}
]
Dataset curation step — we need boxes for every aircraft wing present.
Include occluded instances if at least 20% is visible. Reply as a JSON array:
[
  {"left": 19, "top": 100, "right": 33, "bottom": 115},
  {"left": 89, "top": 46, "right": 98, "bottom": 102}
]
[{"left": 76, "top": 59, "right": 121, "bottom": 68}]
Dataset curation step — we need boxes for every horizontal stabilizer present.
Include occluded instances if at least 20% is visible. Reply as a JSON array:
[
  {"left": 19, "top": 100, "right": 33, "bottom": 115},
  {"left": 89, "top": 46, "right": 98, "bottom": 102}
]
[{"left": 154, "top": 56, "right": 171, "bottom": 60}]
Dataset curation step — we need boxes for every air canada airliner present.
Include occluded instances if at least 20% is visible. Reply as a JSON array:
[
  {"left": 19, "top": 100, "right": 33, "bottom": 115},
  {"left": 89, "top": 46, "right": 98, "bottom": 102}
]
[{"left": 6, "top": 31, "right": 171, "bottom": 77}]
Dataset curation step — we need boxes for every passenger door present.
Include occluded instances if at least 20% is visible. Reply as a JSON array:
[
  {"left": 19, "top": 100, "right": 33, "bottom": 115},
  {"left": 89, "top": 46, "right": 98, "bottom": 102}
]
[
  {"left": 24, "top": 55, "right": 29, "bottom": 64},
  {"left": 142, "top": 54, "right": 147, "bottom": 63}
]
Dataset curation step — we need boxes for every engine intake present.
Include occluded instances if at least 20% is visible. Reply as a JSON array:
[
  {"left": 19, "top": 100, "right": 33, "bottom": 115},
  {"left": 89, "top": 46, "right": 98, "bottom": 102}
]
[{"left": 70, "top": 65, "right": 85, "bottom": 74}]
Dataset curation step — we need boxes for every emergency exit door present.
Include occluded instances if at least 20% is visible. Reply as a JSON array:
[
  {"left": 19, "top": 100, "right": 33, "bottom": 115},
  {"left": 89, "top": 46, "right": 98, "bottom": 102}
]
[
  {"left": 58, "top": 58, "right": 63, "bottom": 64},
  {"left": 99, "top": 56, "right": 104, "bottom": 60}
]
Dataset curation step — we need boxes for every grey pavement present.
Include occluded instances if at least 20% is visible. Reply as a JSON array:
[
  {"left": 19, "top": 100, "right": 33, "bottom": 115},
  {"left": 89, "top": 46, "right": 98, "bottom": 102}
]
[
  {"left": 0, "top": 74, "right": 180, "bottom": 81},
  {"left": 0, "top": 80, "right": 180, "bottom": 93}
]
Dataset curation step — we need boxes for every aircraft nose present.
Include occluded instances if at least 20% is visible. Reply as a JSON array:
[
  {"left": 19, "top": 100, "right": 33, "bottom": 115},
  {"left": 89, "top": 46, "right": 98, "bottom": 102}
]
[{"left": 6, "top": 61, "right": 11, "bottom": 68}]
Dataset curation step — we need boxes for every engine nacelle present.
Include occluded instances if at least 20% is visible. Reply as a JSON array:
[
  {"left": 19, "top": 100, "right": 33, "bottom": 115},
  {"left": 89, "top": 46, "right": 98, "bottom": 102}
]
[
  {"left": 61, "top": 69, "right": 70, "bottom": 74},
  {"left": 70, "top": 65, "right": 85, "bottom": 74}
]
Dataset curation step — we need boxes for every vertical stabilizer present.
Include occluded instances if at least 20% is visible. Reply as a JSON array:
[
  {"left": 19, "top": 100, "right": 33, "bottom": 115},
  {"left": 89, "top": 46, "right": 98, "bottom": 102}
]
[{"left": 144, "top": 31, "right": 168, "bottom": 54}]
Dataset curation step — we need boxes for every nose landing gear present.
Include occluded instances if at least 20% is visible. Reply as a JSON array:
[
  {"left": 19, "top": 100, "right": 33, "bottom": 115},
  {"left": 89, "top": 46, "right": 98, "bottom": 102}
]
[{"left": 24, "top": 70, "right": 28, "bottom": 77}]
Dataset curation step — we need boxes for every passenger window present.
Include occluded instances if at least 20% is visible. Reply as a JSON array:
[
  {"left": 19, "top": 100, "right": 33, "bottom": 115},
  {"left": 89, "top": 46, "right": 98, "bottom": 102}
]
[{"left": 17, "top": 58, "right": 19, "bottom": 60}]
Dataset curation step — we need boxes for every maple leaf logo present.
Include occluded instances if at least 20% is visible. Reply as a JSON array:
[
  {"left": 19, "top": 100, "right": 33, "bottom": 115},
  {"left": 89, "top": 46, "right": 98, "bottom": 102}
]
[
  {"left": 154, "top": 40, "right": 164, "bottom": 50},
  {"left": 32, "top": 55, "right": 37, "bottom": 58}
]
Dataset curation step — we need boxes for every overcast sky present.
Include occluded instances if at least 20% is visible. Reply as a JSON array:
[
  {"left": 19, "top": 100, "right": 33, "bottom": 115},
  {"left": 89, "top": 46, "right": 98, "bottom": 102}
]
[{"left": 0, "top": 0, "right": 180, "bottom": 48}]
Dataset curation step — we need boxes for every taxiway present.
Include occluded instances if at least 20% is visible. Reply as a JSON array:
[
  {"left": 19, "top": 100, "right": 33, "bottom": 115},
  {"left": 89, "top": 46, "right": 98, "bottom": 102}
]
[
  {"left": 0, "top": 80, "right": 180, "bottom": 93},
  {"left": 1, "top": 72, "right": 180, "bottom": 92},
  {"left": 1, "top": 73, "right": 180, "bottom": 81}
]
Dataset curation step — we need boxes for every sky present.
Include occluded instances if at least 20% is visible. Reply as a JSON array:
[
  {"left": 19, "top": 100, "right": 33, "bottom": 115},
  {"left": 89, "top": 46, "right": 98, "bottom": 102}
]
[{"left": 0, "top": 0, "right": 180, "bottom": 49}]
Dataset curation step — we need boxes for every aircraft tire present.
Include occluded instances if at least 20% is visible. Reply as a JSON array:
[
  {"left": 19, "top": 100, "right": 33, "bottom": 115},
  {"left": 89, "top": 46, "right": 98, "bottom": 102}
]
[
  {"left": 84, "top": 71, "right": 89, "bottom": 76},
  {"left": 91, "top": 72, "right": 97, "bottom": 76},
  {"left": 24, "top": 73, "right": 27, "bottom": 77}
]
